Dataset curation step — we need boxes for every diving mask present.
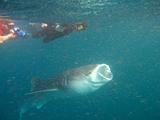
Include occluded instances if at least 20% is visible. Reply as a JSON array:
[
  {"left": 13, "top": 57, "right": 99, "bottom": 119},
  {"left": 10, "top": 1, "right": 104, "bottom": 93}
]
[{"left": 75, "top": 23, "right": 87, "bottom": 31}]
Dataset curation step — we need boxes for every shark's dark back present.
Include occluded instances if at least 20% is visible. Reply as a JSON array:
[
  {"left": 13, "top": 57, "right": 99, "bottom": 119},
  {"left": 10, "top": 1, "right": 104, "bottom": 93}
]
[
  {"left": 31, "top": 75, "right": 69, "bottom": 92},
  {"left": 31, "top": 64, "right": 99, "bottom": 92}
]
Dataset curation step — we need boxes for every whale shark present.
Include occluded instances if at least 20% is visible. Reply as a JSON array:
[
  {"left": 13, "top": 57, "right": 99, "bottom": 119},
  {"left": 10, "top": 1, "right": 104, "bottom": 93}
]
[{"left": 19, "top": 64, "right": 113, "bottom": 120}]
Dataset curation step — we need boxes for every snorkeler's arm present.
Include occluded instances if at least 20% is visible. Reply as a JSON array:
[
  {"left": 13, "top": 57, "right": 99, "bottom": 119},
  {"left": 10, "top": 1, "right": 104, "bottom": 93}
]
[{"left": 0, "top": 33, "right": 16, "bottom": 44}]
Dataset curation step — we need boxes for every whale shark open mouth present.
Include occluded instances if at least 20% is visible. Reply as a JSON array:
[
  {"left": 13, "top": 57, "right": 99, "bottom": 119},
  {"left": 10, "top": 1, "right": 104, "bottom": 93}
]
[
  {"left": 90, "top": 64, "right": 113, "bottom": 82},
  {"left": 97, "top": 72, "right": 112, "bottom": 81}
]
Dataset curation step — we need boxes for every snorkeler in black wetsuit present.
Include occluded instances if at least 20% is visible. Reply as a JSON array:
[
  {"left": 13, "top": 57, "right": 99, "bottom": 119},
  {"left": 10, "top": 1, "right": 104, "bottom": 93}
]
[{"left": 29, "top": 22, "right": 87, "bottom": 43}]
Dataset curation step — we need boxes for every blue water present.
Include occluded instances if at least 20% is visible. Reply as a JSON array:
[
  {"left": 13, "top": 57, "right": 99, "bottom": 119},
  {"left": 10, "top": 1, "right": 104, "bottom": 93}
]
[{"left": 0, "top": 0, "right": 160, "bottom": 120}]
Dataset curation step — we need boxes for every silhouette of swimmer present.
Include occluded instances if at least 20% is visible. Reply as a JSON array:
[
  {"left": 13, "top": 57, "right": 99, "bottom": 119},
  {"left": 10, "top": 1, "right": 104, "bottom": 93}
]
[{"left": 29, "top": 22, "right": 87, "bottom": 43}]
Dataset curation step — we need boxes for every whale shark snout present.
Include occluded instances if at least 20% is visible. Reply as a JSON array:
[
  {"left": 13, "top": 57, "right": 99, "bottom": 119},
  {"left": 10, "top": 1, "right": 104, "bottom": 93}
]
[
  {"left": 68, "top": 64, "right": 113, "bottom": 94},
  {"left": 85, "top": 64, "right": 113, "bottom": 90}
]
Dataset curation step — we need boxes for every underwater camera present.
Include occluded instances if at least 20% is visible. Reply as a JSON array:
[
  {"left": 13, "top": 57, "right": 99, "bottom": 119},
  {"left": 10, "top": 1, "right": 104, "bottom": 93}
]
[{"left": 13, "top": 27, "right": 27, "bottom": 37}]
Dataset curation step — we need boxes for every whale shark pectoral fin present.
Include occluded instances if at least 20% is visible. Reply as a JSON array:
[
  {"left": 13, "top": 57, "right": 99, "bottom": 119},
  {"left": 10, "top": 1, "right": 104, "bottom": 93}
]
[
  {"left": 21, "top": 88, "right": 58, "bottom": 118},
  {"left": 35, "top": 100, "right": 48, "bottom": 109},
  {"left": 30, "top": 89, "right": 59, "bottom": 109},
  {"left": 36, "top": 103, "right": 44, "bottom": 109}
]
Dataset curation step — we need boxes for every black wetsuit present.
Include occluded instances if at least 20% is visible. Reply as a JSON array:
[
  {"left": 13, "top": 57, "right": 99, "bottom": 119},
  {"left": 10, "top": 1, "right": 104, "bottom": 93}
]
[{"left": 30, "top": 23, "right": 74, "bottom": 43}]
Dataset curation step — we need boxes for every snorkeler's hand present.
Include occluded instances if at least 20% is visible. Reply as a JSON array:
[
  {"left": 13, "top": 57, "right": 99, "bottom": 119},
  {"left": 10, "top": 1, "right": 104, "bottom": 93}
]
[
  {"left": 7, "top": 33, "right": 16, "bottom": 40},
  {"left": 0, "top": 39, "right": 4, "bottom": 44},
  {"left": 0, "top": 33, "right": 16, "bottom": 44}
]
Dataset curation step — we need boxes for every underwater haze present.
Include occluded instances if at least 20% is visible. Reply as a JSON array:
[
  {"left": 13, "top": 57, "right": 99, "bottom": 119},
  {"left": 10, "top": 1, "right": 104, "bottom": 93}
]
[{"left": 0, "top": 0, "right": 160, "bottom": 120}]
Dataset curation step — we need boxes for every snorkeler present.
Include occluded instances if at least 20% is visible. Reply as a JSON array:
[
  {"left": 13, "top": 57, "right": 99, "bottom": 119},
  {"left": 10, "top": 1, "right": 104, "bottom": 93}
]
[
  {"left": 0, "top": 18, "right": 16, "bottom": 44},
  {"left": 29, "top": 22, "right": 87, "bottom": 43}
]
